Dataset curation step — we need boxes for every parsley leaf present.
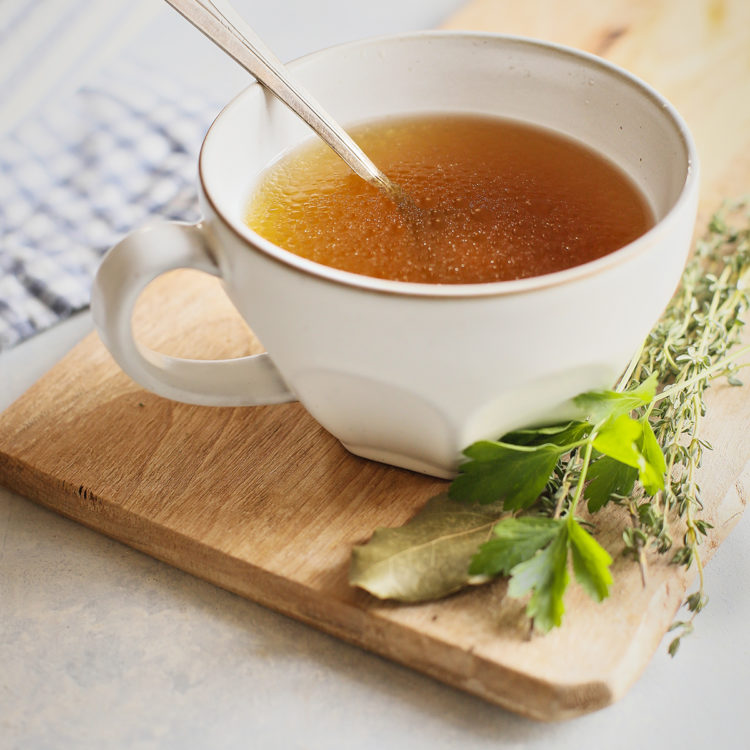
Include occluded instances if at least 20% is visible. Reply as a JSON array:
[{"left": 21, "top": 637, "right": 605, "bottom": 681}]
[
  {"left": 508, "top": 523, "right": 569, "bottom": 633},
  {"left": 574, "top": 373, "right": 657, "bottom": 424},
  {"left": 469, "top": 517, "right": 562, "bottom": 576},
  {"left": 568, "top": 518, "right": 613, "bottom": 602},
  {"left": 449, "top": 441, "right": 561, "bottom": 509},
  {"left": 503, "top": 421, "right": 590, "bottom": 447},
  {"left": 584, "top": 455, "right": 638, "bottom": 512},
  {"left": 639, "top": 419, "right": 667, "bottom": 494},
  {"left": 591, "top": 414, "right": 665, "bottom": 495},
  {"left": 592, "top": 414, "right": 644, "bottom": 467}
]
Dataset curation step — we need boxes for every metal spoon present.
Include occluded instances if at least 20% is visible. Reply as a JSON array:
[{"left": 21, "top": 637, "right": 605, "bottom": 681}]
[{"left": 164, "top": 0, "right": 405, "bottom": 202}]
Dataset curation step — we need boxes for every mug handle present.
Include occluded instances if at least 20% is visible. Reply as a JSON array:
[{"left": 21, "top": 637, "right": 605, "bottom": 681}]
[{"left": 91, "top": 221, "right": 296, "bottom": 406}]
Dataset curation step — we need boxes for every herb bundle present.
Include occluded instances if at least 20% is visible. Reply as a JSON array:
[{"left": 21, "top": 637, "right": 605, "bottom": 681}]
[{"left": 350, "top": 200, "right": 750, "bottom": 650}]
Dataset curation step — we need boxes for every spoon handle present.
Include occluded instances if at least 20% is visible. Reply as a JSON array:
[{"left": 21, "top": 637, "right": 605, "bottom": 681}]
[{"left": 164, "top": 0, "right": 395, "bottom": 195}]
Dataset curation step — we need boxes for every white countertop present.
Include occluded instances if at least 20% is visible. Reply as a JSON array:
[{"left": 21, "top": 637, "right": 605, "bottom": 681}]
[{"left": 2, "top": 2, "right": 749, "bottom": 747}]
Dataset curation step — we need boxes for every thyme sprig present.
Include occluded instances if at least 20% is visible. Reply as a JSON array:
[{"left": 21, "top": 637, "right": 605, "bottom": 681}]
[
  {"left": 623, "top": 199, "right": 750, "bottom": 654},
  {"left": 484, "top": 199, "right": 750, "bottom": 641}
]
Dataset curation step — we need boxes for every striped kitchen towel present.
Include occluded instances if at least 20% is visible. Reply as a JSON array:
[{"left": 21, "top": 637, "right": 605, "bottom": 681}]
[{"left": 0, "top": 1, "right": 224, "bottom": 350}]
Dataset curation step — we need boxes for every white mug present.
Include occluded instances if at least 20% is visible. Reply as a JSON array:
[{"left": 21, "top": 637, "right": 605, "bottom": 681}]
[{"left": 92, "top": 32, "right": 699, "bottom": 478}]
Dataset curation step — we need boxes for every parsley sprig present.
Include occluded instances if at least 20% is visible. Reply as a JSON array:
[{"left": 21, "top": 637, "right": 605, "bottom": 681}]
[{"left": 450, "top": 375, "right": 661, "bottom": 632}]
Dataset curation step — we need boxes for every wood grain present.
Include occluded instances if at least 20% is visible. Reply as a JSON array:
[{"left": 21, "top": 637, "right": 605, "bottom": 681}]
[{"left": 1, "top": 0, "right": 749, "bottom": 721}]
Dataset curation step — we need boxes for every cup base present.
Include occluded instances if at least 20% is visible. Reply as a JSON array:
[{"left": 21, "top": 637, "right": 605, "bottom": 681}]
[{"left": 341, "top": 442, "right": 457, "bottom": 480}]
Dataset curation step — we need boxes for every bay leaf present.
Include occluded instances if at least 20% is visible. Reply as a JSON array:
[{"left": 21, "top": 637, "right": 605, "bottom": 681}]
[{"left": 349, "top": 493, "right": 505, "bottom": 602}]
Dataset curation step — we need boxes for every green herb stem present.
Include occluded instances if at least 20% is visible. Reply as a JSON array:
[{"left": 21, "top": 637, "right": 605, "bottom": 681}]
[{"left": 567, "top": 440, "right": 594, "bottom": 519}]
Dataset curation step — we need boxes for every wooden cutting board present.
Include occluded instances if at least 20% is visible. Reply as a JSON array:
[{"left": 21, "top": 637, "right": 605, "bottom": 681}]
[{"left": 1, "top": 0, "right": 749, "bottom": 721}]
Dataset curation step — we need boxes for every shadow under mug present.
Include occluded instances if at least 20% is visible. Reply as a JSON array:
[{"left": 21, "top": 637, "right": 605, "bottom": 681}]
[{"left": 91, "top": 32, "right": 699, "bottom": 478}]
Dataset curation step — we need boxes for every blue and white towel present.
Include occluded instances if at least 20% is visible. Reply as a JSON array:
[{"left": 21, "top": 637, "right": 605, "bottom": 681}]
[{"left": 0, "top": 1, "right": 225, "bottom": 350}]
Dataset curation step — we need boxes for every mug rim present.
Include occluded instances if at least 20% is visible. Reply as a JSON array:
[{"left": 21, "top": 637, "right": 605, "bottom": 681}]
[{"left": 199, "top": 30, "right": 699, "bottom": 299}]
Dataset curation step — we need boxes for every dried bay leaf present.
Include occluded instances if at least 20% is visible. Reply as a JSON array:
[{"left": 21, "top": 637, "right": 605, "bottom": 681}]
[{"left": 349, "top": 493, "right": 505, "bottom": 602}]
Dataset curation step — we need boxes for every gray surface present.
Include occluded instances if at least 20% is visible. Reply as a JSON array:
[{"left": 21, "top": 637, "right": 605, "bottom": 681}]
[{"left": 2, "top": 2, "right": 750, "bottom": 747}]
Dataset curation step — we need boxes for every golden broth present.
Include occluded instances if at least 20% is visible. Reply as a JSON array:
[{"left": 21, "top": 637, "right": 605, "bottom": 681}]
[{"left": 245, "top": 114, "right": 654, "bottom": 284}]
